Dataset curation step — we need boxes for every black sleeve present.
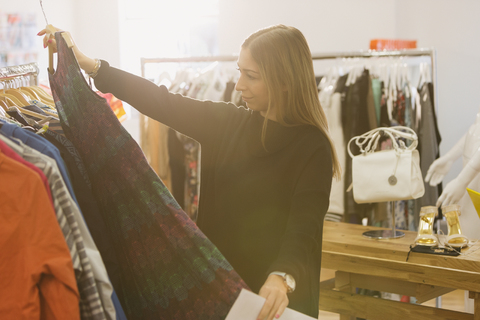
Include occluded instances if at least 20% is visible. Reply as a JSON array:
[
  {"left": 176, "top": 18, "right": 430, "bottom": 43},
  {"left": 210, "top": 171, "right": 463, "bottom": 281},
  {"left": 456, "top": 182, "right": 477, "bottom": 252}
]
[
  {"left": 267, "top": 143, "right": 332, "bottom": 283},
  {"left": 93, "top": 60, "right": 241, "bottom": 145}
]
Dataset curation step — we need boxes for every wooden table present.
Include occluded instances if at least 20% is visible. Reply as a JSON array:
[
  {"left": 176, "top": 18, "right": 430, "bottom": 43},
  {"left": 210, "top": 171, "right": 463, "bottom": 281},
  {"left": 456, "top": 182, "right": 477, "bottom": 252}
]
[{"left": 319, "top": 221, "right": 480, "bottom": 320}]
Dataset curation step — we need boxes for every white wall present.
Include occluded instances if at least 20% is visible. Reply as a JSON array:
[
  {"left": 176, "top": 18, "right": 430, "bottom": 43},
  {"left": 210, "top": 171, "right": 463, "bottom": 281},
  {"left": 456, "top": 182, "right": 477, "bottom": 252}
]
[
  {"left": 395, "top": 0, "right": 480, "bottom": 183},
  {"left": 218, "top": 0, "right": 397, "bottom": 55},
  {"left": 72, "top": 0, "right": 121, "bottom": 68},
  {"left": 3, "top": 0, "right": 121, "bottom": 84},
  {"left": 3, "top": 0, "right": 76, "bottom": 83}
]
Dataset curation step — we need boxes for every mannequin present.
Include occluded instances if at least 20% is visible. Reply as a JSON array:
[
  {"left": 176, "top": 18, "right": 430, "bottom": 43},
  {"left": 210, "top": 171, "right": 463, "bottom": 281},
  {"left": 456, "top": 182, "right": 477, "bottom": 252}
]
[
  {"left": 425, "top": 107, "right": 480, "bottom": 239},
  {"left": 425, "top": 107, "right": 480, "bottom": 314}
]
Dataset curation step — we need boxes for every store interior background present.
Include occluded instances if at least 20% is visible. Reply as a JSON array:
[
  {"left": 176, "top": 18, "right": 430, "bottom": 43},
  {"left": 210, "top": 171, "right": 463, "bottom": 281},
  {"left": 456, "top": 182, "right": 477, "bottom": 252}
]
[{"left": 4, "top": 0, "right": 480, "bottom": 187}]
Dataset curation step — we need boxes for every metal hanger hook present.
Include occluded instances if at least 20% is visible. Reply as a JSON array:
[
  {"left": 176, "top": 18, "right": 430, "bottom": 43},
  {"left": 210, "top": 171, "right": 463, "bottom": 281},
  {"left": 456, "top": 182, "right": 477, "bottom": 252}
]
[{"left": 40, "top": 0, "right": 49, "bottom": 25}]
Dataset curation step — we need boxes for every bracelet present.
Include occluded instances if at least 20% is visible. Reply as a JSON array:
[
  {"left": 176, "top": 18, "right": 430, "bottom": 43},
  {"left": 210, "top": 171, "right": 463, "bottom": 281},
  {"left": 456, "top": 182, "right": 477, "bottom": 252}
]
[{"left": 88, "top": 59, "right": 101, "bottom": 78}]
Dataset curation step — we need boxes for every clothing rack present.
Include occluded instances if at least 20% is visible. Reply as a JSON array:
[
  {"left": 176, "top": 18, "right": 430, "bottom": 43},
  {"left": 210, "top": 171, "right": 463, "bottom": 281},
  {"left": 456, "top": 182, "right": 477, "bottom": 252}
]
[
  {"left": 141, "top": 48, "right": 438, "bottom": 107},
  {"left": 0, "top": 62, "right": 39, "bottom": 86}
]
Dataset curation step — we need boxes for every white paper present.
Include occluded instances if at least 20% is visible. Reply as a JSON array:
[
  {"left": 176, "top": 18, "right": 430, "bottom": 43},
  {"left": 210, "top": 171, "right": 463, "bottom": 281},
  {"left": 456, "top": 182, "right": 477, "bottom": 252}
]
[{"left": 225, "top": 289, "right": 316, "bottom": 320}]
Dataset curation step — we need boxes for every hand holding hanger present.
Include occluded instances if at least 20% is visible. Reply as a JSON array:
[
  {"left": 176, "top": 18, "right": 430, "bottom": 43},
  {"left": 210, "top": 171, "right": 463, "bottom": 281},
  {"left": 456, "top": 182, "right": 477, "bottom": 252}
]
[{"left": 37, "top": 25, "right": 98, "bottom": 76}]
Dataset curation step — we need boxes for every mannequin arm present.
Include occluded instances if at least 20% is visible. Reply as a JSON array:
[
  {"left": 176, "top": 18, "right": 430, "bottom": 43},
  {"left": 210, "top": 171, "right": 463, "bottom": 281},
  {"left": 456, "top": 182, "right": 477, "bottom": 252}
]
[
  {"left": 425, "top": 133, "right": 466, "bottom": 186},
  {"left": 436, "top": 148, "right": 480, "bottom": 207}
]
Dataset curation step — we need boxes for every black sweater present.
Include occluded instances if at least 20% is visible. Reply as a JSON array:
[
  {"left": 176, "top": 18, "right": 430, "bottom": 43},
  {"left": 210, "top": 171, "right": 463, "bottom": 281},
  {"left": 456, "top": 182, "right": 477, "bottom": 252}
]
[{"left": 94, "top": 61, "right": 332, "bottom": 317}]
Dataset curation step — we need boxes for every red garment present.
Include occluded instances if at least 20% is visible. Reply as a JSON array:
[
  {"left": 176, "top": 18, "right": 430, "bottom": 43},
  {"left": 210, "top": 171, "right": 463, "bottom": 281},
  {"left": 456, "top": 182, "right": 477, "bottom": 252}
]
[
  {"left": 0, "top": 150, "right": 80, "bottom": 320},
  {"left": 0, "top": 139, "right": 54, "bottom": 208}
]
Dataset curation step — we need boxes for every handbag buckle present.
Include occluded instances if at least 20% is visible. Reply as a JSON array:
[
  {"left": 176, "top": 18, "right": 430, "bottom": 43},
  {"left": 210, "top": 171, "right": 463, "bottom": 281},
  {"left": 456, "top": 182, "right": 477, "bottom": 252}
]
[{"left": 388, "top": 175, "right": 398, "bottom": 185}]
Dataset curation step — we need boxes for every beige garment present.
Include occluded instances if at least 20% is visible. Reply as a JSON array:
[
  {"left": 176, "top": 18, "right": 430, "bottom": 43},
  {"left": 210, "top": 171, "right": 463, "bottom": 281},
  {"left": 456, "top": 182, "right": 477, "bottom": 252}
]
[
  {"left": 139, "top": 114, "right": 172, "bottom": 190},
  {"left": 367, "top": 75, "right": 378, "bottom": 130},
  {"left": 319, "top": 87, "right": 345, "bottom": 217}
]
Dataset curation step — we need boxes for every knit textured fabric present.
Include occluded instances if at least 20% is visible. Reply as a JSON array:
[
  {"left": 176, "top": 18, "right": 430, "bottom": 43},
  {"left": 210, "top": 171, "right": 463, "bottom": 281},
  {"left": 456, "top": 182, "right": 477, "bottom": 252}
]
[{"left": 48, "top": 32, "right": 248, "bottom": 320}]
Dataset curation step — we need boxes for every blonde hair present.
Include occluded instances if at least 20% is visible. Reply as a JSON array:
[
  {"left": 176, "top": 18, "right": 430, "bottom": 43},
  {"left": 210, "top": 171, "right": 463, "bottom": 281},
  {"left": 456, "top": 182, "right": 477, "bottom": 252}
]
[{"left": 242, "top": 24, "right": 341, "bottom": 180}]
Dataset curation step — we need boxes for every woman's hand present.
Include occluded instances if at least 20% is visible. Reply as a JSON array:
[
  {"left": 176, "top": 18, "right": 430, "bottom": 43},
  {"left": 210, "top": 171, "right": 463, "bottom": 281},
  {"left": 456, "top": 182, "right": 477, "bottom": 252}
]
[
  {"left": 256, "top": 274, "right": 289, "bottom": 320},
  {"left": 37, "top": 26, "right": 97, "bottom": 74}
]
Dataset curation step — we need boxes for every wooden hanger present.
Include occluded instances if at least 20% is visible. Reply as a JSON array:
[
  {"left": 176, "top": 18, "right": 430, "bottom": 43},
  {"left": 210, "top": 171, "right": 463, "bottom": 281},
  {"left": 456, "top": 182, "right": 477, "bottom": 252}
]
[
  {"left": 20, "top": 87, "right": 41, "bottom": 100},
  {"left": 0, "top": 99, "right": 7, "bottom": 113},
  {"left": 5, "top": 89, "right": 31, "bottom": 106},
  {"left": 0, "top": 93, "right": 27, "bottom": 107},
  {"left": 5, "top": 89, "right": 57, "bottom": 118},
  {"left": 46, "top": 24, "right": 74, "bottom": 74},
  {"left": 24, "top": 89, "right": 56, "bottom": 110},
  {"left": 29, "top": 86, "right": 55, "bottom": 104},
  {"left": 0, "top": 95, "right": 15, "bottom": 107},
  {"left": 10, "top": 105, "right": 50, "bottom": 121}
]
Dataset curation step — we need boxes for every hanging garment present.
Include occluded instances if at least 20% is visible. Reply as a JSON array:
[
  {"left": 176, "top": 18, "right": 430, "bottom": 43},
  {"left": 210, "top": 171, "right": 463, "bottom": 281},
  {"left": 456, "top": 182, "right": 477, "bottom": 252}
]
[
  {"left": 403, "top": 82, "right": 417, "bottom": 231},
  {"left": 366, "top": 75, "right": 377, "bottom": 130},
  {"left": 0, "top": 149, "right": 80, "bottom": 320},
  {"left": 172, "top": 71, "right": 204, "bottom": 220},
  {"left": 6, "top": 108, "right": 33, "bottom": 127},
  {"left": 0, "top": 133, "right": 111, "bottom": 320},
  {"left": 0, "top": 120, "right": 76, "bottom": 200},
  {"left": 379, "top": 81, "right": 391, "bottom": 127},
  {"left": 416, "top": 82, "right": 440, "bottom": 217},
  {"left": 139, "top": 117, "right": 172, "bottom": 190},
  {"left": 404, "top": 83, "right": 414, "bottom": 130},
  {"left": 202, "top": 68, "right": 227, "bottom": 101},
  {"left": 392, "top": 88, "right": 406, "bottom": 126},
  {"left": 42, "top": 129, "right": 123, "bottom": 302},
  {"left": 320, "top": 75, "right": 345, "bottom": 220},
  {"left": 390, "top": 87, "right": 408, "bottom": 229},
  {"left": 0, "top": 120, "right": 116, "bottom": 319},
  {"left": 223, "top": 81, "right": 236, "bottom": 102},
  {"left": 168, "top": 76, "right": 201, "bottom": 220},
  {"left": 371, "top": 77, "right": 382, "bottom": 126},
  {"left": 49, "top": 31, "right": 248, "bottom": 320},
  {"left": 21, "top": 104, "right": 65, "bottom": 136},
  {"left": 342, "top": 70, "right": 372, "bottom": 222},
  {"left": 183, "top": 137, "right": 200, "bottom": 220},
  {"left": 168, "top": 127, "right": 186, "bottom": 209},
  {"left": 31, "top": 99, "right": 59, "bottom": 115},
  {"left": 0, "top": 138, "right": 53, "bottom": 207}
]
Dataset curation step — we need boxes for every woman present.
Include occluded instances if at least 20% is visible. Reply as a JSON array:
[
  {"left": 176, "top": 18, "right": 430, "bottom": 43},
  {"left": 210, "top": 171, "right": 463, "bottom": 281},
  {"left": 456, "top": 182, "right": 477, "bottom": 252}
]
[{"left": 40, "top": 24, "right": 340, "bottom": 319}]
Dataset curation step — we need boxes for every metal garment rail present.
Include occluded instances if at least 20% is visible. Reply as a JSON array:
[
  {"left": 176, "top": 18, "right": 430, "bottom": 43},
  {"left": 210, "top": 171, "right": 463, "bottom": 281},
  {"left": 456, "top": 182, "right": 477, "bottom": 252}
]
[
  {"left": 0, "top": 62, "right": 39, "bottom": 85},
  {"left": 141, "top": 48, "right": 438, "bottom": 108}
]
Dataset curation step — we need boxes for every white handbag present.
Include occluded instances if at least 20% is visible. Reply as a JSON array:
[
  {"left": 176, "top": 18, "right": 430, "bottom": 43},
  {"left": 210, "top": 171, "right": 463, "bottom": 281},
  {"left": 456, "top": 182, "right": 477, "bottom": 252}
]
[{"left": 347, "top": 126, "right": 425, "bottom": 204}]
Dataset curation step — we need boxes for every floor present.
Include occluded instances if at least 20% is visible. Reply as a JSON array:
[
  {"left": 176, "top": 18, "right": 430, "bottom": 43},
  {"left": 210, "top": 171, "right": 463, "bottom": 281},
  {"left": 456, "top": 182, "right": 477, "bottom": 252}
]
[{"left": 317, "top": 268, "right": 468, "bottom": 319}]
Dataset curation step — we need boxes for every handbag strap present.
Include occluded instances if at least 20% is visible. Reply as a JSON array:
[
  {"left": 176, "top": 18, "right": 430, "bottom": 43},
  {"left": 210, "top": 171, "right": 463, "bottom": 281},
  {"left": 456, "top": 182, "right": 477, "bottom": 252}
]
[{"left": 347, "top": 126, "right": 418, "bottom": 158}]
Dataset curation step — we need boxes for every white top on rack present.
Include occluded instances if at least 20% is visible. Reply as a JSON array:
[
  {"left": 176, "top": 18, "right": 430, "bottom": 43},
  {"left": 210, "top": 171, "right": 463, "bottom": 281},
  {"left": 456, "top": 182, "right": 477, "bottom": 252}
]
[
  {"left": 140, "top": 48, "right": 438, "bottom": 108},
  {"left": 0, "top": 62, "right": 39, "bottom": 84}
]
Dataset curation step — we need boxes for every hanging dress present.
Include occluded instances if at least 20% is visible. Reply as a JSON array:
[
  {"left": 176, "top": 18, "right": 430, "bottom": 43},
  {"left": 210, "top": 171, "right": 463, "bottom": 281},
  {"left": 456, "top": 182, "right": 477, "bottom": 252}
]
[{"left": 48, "top": 31, "right": 248, "bottom": 320}]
